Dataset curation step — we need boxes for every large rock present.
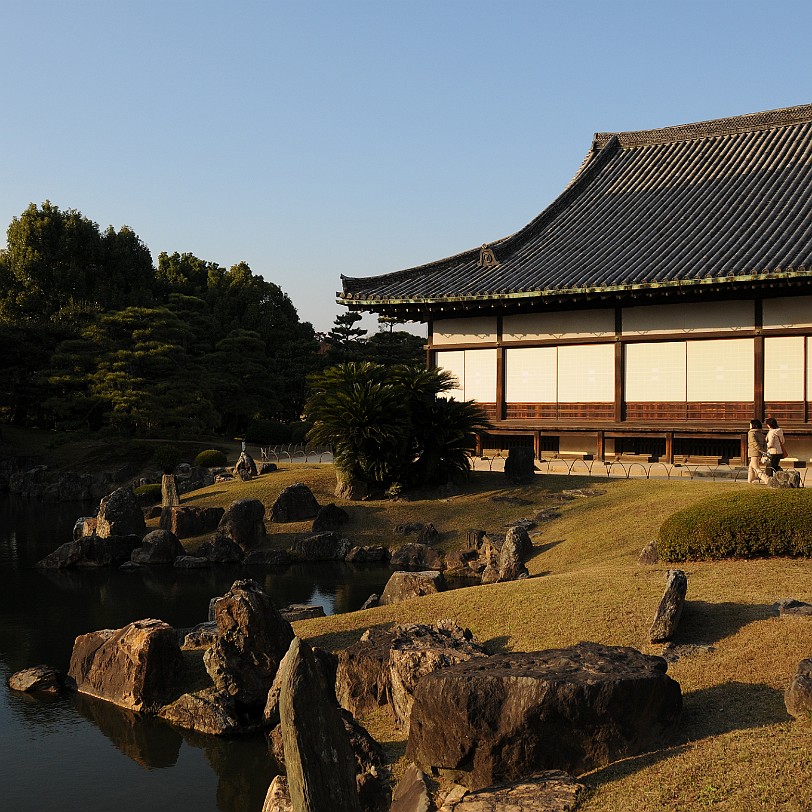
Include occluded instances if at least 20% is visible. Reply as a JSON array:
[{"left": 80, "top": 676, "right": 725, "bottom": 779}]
[
  {"left": 36, "top": 534, "right": 141, "bottom": 569},
  {"left": 292, "top": 532, "right": 351, "bottom": 561},
  {"left": 649, "top": 569, "right": 688, "bottom": 643},
  {"left": 234, "top": 451, "right": 258, "bottom": 479},
  {"left": 767, "top": 469, "right": 802, "bottom": 488},
  {"left": 158, "top": 687, "right": 241, "bottom": 735},
  {"left": 95, "top": 486, "right": 146, "bottom": 538},
  {"left": 379, "top": 571, "right": 445, "bottom": 606},
  {"left": 270, "top": 483, "right": 320, "bottom": 523},
  {"left": 436, "top": 771, "right": 584, "bottom": 811},
  {"left": 312, "top": 503, "right": 350, "bottom": 532},
  {"left": 406, "top": 642, "right": 682, "bottom": 788},
  {"left": 262, "top": 776, "right": 293, "bottom": 812},
  {"left": 391, "top": 763, "right": 432, "bottom": 812},
  {"left": 8, "top": 665, "right": 62, "bottom": 694},
  {"left": 198, "top": 533, "right": 245, "bottom": 563},
  {"left": 389, "top": 622, "right": 488, "bottom": 730},
  {"left": 503, "top": 447, "right": 535, "bottom": 483},
  {"left": 160, "top": 506, "right": 225, "bottom": 538},
  {"left": 278, "top": 637, "right": 362, "bottom": 812},
  {"left": 217, "top": 499, "right": 266, "bottom": 550},
  {"left": 204, "top": 579, "right": 294, "bottom": 707},
  {"left": 390, "top": 543, "right": 442, "bottom": 571},
  {"left": 785, "top": 658, "right": 812, "bottom": 718},
  {"left": 346, "top": 545, "right": 390, "bottom": 563},
  {"left": 336, "top": 627, "right": 396, "bottom": 718},
  {"left": 68, "top": 618, "right": 182, "bottom": 712},
  {"left": 131, "top": 529, "right": 186, "bottom": 565}
]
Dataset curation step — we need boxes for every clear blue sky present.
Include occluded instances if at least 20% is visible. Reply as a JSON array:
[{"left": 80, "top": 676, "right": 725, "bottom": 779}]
[{"left": 1, "top": 1, "right": 810, "bottom": 333}]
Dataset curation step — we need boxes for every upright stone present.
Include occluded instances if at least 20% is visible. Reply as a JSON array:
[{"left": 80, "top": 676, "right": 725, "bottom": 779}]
[
  {"left": 649, "top": 569, "right": 688, "bottom": 643},
  {"left": 161, "top": 474, "right": 180, "bottom": 507},
  {"left": 270, "top": 483, "right": 320, "bottom": 522},
  {"left": 785, "top": 658, "right": 812, "bottom": 718},
  {"left": 504, "top": 447, "right": 535, "bottom": 483},
  {"left": 95, "top": 486, "right": 146, "bottom": 538},
  {"left": 278, "top": 637, "right": 361, "bottom": 812}
]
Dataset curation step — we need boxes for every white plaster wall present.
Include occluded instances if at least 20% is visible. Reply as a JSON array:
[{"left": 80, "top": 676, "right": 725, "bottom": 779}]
[
  {"left": 763, "top": 296, "right": 812, "bottom": 329},
  {"left": 505, "top": 347, "right": 557, "bottom": 402},
  {"left": 686, "top": 338, "right": 753, "bottom": 401},
  {"left": 503, "top": 310, "right": 614, "bottom": 341},
  {"left": 463, "top": 349, "right": 497, "bottom": 402},
  {"left": 623, "top": 300, "right": 754, "bottom": 335},
  {"left": 764, "top": 336, "right": 805, "bottom": 401},
  {"left": 625, "top": 341, "right": 687, "bottom": 401},
  {"left": 433, "top": 316, "right": 497, "bottom": 345},
  {"left": 558, "top": 344, "right": 615, "bottom": 402}
]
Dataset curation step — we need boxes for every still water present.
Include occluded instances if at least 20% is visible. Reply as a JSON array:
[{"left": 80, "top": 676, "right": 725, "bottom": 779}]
[{"left": 0, "top": 495, "right": 391, "bottom": 812}]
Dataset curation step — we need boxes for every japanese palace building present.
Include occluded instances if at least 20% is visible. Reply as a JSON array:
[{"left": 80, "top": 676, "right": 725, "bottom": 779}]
[{"left": 338, "top": 104, "right": 812, "bottom": 465}]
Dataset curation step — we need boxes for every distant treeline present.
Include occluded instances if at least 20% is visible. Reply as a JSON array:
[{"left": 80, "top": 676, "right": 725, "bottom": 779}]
[{"left": 0, "top": 201, "right": 423, "bottom": 439}]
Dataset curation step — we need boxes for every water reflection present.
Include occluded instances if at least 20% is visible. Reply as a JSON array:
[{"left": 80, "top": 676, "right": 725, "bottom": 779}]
[{"left": 0, "top": 495, "right": 390, "bottom": 812}]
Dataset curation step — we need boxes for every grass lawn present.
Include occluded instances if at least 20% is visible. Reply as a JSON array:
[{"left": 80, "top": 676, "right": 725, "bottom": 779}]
[{"left": 176, "top": 464, "right": 812, "bottom": 811}]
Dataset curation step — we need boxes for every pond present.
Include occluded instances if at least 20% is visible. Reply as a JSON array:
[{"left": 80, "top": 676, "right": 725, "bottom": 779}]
[{"left": 0, "top": 495, "right": 392, "bottom": 812}]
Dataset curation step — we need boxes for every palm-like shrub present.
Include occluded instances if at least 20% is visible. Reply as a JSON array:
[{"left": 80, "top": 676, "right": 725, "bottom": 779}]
[{"left": 305, "top": 362, "right": 489, "bottom": 493}]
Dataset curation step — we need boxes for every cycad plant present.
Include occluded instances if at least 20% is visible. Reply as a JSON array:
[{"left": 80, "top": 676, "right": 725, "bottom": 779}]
[{"left": 305, "top": 362, "right": 490, "bottom": 494}]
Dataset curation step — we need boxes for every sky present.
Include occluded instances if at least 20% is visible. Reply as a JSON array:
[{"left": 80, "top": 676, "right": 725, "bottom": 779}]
[{"left": 1, "top": 1, "right": 811, "bottom": 334}]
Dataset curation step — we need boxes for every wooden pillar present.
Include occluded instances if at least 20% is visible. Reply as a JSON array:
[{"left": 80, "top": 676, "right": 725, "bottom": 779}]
[
  {"left": 754, "top": 300, "right": 764, "bottom": 419},
  {"left": 596, "top": 430, "right": 605, "bottom": 462},
  {"left": 665, "top": 431, "right": 674, "bottom": 465},
  {"left": 614, "top": 339, "right": 624, "bottom": 423}
]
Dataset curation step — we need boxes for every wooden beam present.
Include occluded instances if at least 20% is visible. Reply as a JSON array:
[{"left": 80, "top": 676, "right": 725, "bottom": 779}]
[{"left": 614, "top": 340, "right": 624, "bottom": 423}]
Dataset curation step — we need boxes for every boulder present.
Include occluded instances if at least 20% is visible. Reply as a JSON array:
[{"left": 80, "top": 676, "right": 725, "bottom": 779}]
[
  {"left": 158, "top": 687, "right": 241, "bottom": 735},
  {"left": 278, "top": 637, "right": 362, "bottom": 812},
  {"left": 180, "top": 621, "right": 219, "bottom": 649},
  {"left": 505, "top": 525, "right": 533, "bottom": 560},
  {"left": 389, "top": 622, "right": 488, "bottom": 730},
  {"left": 204, "top": 579, "right": 295, "bottom": 707},
  {"left": 68, "top": 618, "right": 182, "bottom": 712},
  {"left": 379, "top": 571, "right": 445, "bottom": 606},
  {"left": 234, "top": 451, "right": 258, "bottom": 479},
  {"left": 417, "top": 523, "right": 441, "bottom": 546},
  {"left": 262, "top": 776, "right": 293, "bottom": 812},
  {"left": 292, "top": 531, "right": 351, "bottom": 561},
  {"left": 436, "top": 771, "right": 584, "bottom": 811},
  {"left": 649, "top": 569, "right": 688, "bottom": 643},
  {"left": 312, "top": 503, "right": 350, "bottom": 532},
  {"left": 160, "top": 506, "right": 225, "bottom": 538},
  {"left": 280, "top": 604, "right": 326, "bottom": 622},
  {"left": 35, "top": 534, "right": 141, "bottom": 569},
  {"left": 638, "top": 540, "right": 659, "bottom": 565},
  {"left": 217, "top": 499, "right": 266, "bottom": 550},
  {"left": 391, "top": 763, "right": 432, "bottom": 812},
  {"left": 244, "top": 549, "right": 291, "bottom": 566},
  {"left": 346, "top": 545, "right": 390, "bottom": 563},
  {"left": 767, "top": 469, "right": 802, "bottom": 488},
  {"left": 131, "top": 529, "right": 185, "bottom": 565},
  {"left": 271, "top": 483, "right": 320, "bottom": 523},
  {"left": 406, "top": 642, "right": 682, "bottom": 789},
  {"left": 777, "top": 599, "right": 812, "bottom": 617},
  {"left": 359, "top": 594, "right": 380, "bottom": 610},
  {"left": 503, "top": 447, "right": 535, "bottom": 483},
  {"left": 73, "top": 516, "right": 97, "bottom": 540},
  {"left": 390, "top": 543, "right": 442, "bottom": 571},
  {"left": 95, "top": 486, "right": 146, "bottom": 538},
  {"left": 198, "top": 533, "right": 245, "bottom": 563},
  {"left": 8, "top": 665, "right": 62, "bottom": 694},
  {"left": 336, "top": 627, "right": 396, "bottom": 718},
  {"left": 785, "top": 658, "right": 812, "bottom": 718},
  {"left": 494, "top": 530, "right": 530, "bottom": 583},
  {"left": 174, "top": 555, "right": 209, "bottom": 568},
  {"left": 258, "top": 462, "right": 278, "bottom": 475}
]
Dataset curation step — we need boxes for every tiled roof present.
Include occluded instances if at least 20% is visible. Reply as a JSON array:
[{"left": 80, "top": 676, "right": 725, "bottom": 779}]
[{"left": 340, "top": 104, "right": 812, "bottom": 311}]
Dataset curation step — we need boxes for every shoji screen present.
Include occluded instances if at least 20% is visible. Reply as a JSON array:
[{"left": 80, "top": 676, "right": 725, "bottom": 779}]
[
  {"left": 435, "top": 350, "right": 465, "bottom": 400},
  {"left": 764, "top": 336, "right": 805, "bottom": 401},
  {"left": 505, "top": 347, "right": 557, "bottom": 402},
  {"left": 557, "top": 344, "right": 614, "bottom": 402},
  {"left": 463, "top": 349, "right": 497, "bottom": 402},
  {"left": 625, "top": 342, "right": 687, "bottom": 401},
  {"left": 686, "top": 339, "right": 753, "bottom": 401}
]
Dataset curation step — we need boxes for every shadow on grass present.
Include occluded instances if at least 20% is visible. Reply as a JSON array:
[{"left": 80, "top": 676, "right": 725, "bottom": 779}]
[
  {"left": 582, "top": 680, "right": 789, "bottom": 792},
  {"left": 306, "top": 620, "right": 396, "bottom": 653},
  {"left": 672, "top": 600, "right": 773, "bottom": 646},
  {"left": 482, "top": 634, "right": 511, "bottom": 654},
  {"left": 528, "top": 539, "right": 564, "bottom": 559}
]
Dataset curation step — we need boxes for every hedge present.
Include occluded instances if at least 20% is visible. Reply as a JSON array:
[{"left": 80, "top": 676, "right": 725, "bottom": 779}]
[
  {"left": 194, "top": 449, "right": 228, "bottom": 467},
  {"left": 658, "top": 489, "right": 812, "bottom": 561}
]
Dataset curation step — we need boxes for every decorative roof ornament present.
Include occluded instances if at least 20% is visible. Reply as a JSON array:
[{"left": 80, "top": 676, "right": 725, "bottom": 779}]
[{"left": 478, "top": 244, "right": 499, "bottom": 268}]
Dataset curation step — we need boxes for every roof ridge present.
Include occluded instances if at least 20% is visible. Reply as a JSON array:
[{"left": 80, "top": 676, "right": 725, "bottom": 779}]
[{"left": 593, "top": 102, "right": 812, "bottom": 149}]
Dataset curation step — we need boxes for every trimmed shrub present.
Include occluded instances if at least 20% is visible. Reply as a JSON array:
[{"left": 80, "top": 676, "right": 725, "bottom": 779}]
[
  {"left": 658, "top": 489, "right": 812, "bottom": 561},
  {"left": 133, "top": 483, "right": 162, "bottom": 504},
  {"left": 194, "top": 449, "right": 228, "bottom": 467}
]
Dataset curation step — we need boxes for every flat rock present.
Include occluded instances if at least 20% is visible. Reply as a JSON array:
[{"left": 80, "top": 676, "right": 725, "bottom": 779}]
[
  {"left": 8, "top": 665, "right": 62, "bottom": 693},
  {"left": 406, "top": 642, "right": 682, "bottom": 789},
  {"left": 379, "top": 571, "right": 445, "bottom": 606},
  {"left": 292, "top": 532, "right": 351, "bottom": 561},
  {"left": 438, "top": 771, "right": 584, "bottom": 811},
  {"left": 174, "top": 555, "right": 209, "bottom": 568},
  {"left": 390, "top": 543, "right": 442, "bottom": 571},
  {"left": 158, "top": 687, "right": 241, "bottom": 735}
]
